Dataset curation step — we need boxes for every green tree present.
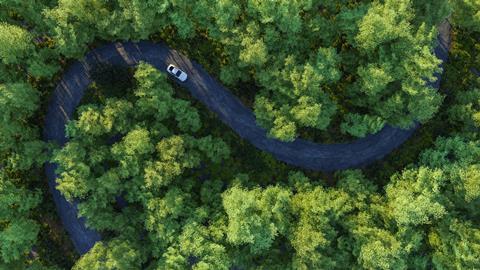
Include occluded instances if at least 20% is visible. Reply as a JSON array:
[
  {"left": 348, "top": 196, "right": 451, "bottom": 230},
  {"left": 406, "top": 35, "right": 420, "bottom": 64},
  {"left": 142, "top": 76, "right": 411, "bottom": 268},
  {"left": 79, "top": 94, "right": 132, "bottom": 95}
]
[
  {"left": 451, "top": 0, "right": 480, "bottom": 32},
  {"left": 0, "top": 173, "right": 41, "bottom": 263},
  {"left": 290, "top": 184, "right": 354, "bottom": 269},
  {"left": 0, "top": 23, "right": 58, "bottom": 77},
  {"left": 44, "top": 0, "right": 130, "bottom": 57},
  {"left": 412, "top": 0, "right": 451, "bottom": 26},
  {"left": 351, "top": 0, "right": 444, "bottom": 130},
  {"left": 222, "top": 181, "right": 292, "bottom": 254},
  {"left": 154, "top": 223, "right": 231, "bottom": 270},
  {"left": 386, "top": 168, "right": 447, "bottom": 226},
  {"left": 448, "top": 87, "right": 480, "bottom": 136},
  {"left": 0, "top": 83, "right": 46, "bottom": 170},
  {"left": 0, "top": 23, "right": 33, "bottom": 65},
  {"left": 429, "top": 218, "right": 480, "bottom": 269},
  {"left": 341, "top": 113, "right": 386, "bottom": 137},
  {"left": 73, "top": 239, "right": 145, "bottom": 270},
  {"left": 0, "top": 83, "right": 39, "bottom": 151}
]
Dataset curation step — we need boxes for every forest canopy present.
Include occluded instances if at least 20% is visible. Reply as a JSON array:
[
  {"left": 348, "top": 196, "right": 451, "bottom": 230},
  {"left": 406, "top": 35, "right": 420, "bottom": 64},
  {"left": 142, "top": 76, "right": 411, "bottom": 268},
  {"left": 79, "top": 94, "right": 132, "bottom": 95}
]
[
  {"left": 41, "top": 0, "right": 452, "bottom": 141},
  {"left": 0, "top": 0, "right": 479, "bottom": 269}
]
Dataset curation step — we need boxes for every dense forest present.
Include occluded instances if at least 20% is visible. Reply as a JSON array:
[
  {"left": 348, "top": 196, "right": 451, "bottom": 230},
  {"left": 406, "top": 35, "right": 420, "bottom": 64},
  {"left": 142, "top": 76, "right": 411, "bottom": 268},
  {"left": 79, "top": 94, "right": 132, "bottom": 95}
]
[{"left": 0, "top": 0, "right": 479, "bottom": 269}]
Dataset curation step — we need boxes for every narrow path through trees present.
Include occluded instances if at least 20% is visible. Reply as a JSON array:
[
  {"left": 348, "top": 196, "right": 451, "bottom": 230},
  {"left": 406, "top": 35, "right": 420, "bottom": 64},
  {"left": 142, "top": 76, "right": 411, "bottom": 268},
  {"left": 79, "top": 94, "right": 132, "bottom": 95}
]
[{"left": 44, "top": 22, "right": 451, "bottom": 254}]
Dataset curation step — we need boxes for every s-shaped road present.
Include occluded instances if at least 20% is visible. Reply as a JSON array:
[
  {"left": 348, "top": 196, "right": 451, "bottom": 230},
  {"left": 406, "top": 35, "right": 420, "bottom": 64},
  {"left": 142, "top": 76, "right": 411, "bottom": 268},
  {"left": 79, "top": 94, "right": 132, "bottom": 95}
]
[{"left": 44, "top": 22, "right": 451, "bottom": 254}]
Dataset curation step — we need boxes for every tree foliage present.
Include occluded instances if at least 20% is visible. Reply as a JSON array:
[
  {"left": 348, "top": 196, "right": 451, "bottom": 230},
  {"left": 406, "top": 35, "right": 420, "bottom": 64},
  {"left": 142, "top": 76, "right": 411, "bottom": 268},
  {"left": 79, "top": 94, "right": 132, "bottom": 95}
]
[
  {"left": 222, "top": 182, "right": 292, "bottom": 253},
  {"left": 0, "top": 173, "right": 41, "bottom": 263},
  {"left": 0, "top": 67, "right": 46, "bottom": 268},
  {"left": 0, "top": 23, "right": 58, "bottom": 78},
  {"left": 451, "top": 0, "right": 480, "bottom": 32},
  {"left": 41, "top": 0, "right": 451, "bottom": 140},
  {"left": 2, "top": 0, "right": 480, "bottom": 268},
  {"left": 72, "top": 238, "right": 145, "bottom": 270},
  {"left": 0, "top": 23, "right": 33, "bottom": 65}
]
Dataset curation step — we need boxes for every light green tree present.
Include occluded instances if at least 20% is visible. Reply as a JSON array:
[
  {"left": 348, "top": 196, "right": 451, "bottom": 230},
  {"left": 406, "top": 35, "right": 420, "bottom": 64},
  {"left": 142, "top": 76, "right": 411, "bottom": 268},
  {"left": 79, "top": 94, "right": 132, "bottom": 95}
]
[
  {"left": 73, "top": 239, "right": 146, "bottom": 270},
  {"left": 222, "top": 182, "right": 292, "bottom": 254},
  {"left": 0, "top": 23, "right": 33, "bottom": 65}
]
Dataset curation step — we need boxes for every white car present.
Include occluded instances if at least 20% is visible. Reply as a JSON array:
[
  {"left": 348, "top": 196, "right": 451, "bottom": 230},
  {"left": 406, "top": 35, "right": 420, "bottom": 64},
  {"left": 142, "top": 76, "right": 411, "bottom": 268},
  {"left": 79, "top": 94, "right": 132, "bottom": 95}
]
[{"left": 166, "top": 64, "right": 188, "bottom": 82}]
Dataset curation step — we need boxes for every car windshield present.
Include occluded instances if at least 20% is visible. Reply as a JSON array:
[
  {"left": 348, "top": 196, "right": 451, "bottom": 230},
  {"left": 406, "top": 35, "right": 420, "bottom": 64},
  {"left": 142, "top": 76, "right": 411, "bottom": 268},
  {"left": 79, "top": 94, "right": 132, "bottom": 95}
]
[
  {"left": 175, "top": 70, "right": 182, "bottom": 76},
  {"left": 169, "top": 66, "right": 174, "bottom": 71}
]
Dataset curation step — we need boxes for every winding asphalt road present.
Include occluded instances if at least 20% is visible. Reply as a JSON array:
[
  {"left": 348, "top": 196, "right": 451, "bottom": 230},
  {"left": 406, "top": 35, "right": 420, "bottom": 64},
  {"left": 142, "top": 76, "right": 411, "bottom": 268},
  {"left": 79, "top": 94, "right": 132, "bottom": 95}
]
[{"left": 44, "top": 22, "right": 451, "bottom": 254}]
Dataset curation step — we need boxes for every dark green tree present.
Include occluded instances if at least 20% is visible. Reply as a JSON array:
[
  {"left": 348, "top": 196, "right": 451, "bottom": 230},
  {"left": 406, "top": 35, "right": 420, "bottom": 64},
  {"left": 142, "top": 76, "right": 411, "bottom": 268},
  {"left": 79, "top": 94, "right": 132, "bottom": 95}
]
[{"left": 0, "top": 173, "right": 41, "bottom": 263}]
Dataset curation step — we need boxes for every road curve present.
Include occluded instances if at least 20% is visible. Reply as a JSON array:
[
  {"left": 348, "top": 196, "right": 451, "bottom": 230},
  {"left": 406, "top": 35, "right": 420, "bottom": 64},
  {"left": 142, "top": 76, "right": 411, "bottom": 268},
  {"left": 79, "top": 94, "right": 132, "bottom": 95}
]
[{"left": 44, "top": 22, "right": 451, "bottom": 254}]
